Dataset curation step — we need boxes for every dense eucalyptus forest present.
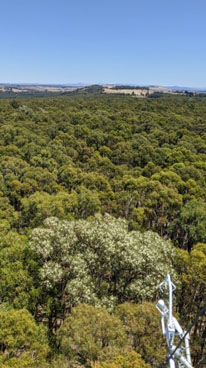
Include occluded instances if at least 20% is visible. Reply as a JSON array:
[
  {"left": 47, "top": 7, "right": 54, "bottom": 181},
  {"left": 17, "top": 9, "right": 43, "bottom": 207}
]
[{"left": 0, "top": 94, "right": 205, "bottom": 367}]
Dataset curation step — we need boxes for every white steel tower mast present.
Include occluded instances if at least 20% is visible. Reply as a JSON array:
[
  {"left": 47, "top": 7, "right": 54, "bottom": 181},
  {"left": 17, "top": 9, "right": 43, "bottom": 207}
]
[{"left": 156, "top": 274, "right": 193, "bottom": 368}]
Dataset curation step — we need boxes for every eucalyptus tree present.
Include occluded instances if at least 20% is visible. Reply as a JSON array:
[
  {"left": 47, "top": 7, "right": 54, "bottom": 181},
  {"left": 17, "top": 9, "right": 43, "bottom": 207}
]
[{"left": 29, "top": 214, "right": 177, "bottom": 330}]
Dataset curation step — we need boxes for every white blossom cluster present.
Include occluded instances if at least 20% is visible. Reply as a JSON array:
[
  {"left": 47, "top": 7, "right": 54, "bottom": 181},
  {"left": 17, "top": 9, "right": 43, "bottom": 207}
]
[{"left": 29, "top": 214, "right": 177, "bottom": 309}]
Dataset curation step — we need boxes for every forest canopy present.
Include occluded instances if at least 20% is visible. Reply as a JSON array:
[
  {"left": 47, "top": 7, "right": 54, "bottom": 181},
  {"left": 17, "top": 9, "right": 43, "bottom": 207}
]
[{"left": 0, "top": 94, "right": 205, "bottom": 367}]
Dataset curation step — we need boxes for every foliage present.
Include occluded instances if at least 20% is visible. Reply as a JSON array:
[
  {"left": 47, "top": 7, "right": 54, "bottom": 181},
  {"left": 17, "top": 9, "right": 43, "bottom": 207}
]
[
  {"left": 0, "top": 308, "right": 49, "bottom": 367},
  {"left": 0, "top": 94, "right": 205, "bottom": 365},
  {"left": 0, "top": 230, "right": 38, "bottom": 310},
  {"left": 57, "top": 304, "right": 127, "bottom": 367},
  {"left": 29, "top": 214, "right": 177, "bottom": 331},
  {"left": 92, "top": 351, "right": 151, "bottom": 368},
  {"left": 0, "top": 95, "right": 205, "bottom": 248},
  {"left": 171, "top": 200, "right": 206, "bottom": 250},
  {"left": 176, "top": 244, "right": 206, "bottom": 366},
  {"left": 115, "top": 302, "right": 166, "bottom": 366}
]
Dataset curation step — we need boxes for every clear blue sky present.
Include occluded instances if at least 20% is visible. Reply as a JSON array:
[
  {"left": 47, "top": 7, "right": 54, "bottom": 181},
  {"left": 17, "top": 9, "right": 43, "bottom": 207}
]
[{"left": 0, "top": 0, "right": 206, "bottom": 87}]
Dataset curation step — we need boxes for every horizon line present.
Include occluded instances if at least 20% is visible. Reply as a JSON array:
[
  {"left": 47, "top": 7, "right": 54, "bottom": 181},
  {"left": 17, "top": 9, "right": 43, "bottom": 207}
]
[{"left": 0, "top": 82, "right": 206, "bottom": 90}]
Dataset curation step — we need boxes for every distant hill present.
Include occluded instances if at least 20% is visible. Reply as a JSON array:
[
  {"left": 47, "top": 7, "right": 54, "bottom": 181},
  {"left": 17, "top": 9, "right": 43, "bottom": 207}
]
[
  {"left": 68, "top": 84, "right": 104, "bottom": 95},
  {"left": 167, "top": 85, "right": 206, "bottom": 92}
]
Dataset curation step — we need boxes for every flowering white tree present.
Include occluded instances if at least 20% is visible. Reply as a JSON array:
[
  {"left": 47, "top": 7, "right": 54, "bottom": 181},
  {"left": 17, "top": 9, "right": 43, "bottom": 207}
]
[{"left": 29, "top": 214, "right": 177, "bottom": 313}]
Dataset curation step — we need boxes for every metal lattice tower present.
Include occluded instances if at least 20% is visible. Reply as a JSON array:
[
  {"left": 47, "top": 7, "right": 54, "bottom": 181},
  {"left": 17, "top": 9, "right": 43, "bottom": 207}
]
[{"left": 156, "top": 274, "right": 193, "bottom": 368}]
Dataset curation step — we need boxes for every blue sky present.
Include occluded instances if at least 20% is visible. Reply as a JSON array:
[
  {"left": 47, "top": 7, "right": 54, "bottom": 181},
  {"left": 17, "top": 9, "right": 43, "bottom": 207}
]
[{"left": 0, "top": 0, "right": 206, "bottom": 87}]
